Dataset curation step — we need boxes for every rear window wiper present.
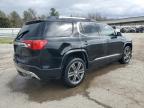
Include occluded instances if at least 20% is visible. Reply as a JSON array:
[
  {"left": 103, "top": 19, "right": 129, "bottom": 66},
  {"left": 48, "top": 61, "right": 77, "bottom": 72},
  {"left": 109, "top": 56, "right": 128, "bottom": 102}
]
[{"left": 16, "top": 30, "right": 29, "bottom": 40}]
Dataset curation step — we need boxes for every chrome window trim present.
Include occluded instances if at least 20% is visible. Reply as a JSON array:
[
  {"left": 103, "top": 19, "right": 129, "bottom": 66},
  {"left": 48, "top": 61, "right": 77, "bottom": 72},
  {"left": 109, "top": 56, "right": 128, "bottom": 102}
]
[{"left": 77, "top": 22, "right": 87, "bottom": 37}]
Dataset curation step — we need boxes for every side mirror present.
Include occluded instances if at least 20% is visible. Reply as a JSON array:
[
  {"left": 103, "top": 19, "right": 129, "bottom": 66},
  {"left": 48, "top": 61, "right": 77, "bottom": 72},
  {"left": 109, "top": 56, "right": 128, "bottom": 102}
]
[
  {"left": 111, "top": 34, "right": 117, "bottom": 39},
  {"left": 115, "top": 31, "right": 122, "bottom": 36}
]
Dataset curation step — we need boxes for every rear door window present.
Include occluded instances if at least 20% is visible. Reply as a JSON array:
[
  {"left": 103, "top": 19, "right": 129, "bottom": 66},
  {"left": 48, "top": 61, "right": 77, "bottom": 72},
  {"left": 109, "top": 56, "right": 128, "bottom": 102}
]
[{"left": 44, "top": 22, "right": 73, "bottom": 37}]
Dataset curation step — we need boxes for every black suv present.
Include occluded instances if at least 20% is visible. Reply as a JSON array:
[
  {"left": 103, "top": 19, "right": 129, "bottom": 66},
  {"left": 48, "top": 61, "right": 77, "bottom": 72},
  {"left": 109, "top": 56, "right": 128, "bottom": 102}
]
[{"left": 14, "top": 17, "right": 132, "bottom": 87}]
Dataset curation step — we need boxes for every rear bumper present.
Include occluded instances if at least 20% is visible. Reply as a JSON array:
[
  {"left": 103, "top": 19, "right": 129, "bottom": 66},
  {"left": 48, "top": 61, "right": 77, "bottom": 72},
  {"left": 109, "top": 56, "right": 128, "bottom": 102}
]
[{"left": 14, "top": 61, "right": 62, "bottom": 80}]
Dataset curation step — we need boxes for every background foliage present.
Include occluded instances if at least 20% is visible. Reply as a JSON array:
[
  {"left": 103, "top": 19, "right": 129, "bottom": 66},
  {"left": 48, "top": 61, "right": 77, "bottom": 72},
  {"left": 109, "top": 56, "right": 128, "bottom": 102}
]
[{"left": 0, "top": 8, "right": 107, "bottom": 28}]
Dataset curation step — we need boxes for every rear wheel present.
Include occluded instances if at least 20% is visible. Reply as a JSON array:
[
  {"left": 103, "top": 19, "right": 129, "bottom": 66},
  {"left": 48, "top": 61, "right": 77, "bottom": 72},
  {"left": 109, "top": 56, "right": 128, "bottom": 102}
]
[
  {"left": 119, "top": 46, "right": 132, "bottom": 64},
  {"left": 63, "top": 58, "right": 86, "bottom": 87}
]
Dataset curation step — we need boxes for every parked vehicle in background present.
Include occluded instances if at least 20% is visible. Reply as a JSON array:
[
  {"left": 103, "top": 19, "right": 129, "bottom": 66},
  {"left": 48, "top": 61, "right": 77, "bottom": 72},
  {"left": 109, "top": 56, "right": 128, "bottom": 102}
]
[
  {"left": 136, "top": 26, "right": 144, "bottom": 33},
  {"left": 120, "top": 26, "right": 144, "bottom": 33},
  {"left": 129, "top": 27, "right": 136, "bottom": 33},
  {"left": 13, "top": 17, "right": 133, "bottom": 87},
  {"left": 121, "top": 27, "right": 130, "bottom": 33}
]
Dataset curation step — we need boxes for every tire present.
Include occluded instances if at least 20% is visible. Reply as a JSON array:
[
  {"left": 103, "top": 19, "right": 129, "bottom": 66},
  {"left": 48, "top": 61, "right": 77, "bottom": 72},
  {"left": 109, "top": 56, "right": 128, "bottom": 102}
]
[
  {"left": 63, "top": 58, "right": 86, "bottom": 87},
  {"left": 119, "top": 46, "right": 132, "bottom": 64}
]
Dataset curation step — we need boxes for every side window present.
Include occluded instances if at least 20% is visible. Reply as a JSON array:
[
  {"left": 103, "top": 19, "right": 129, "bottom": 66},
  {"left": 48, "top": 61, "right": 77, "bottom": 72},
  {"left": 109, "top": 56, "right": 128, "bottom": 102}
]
[
  {"left": 45, "top": 22, "right": 73, "bottom": 37},
  {"left": 100, "top": 24, "right": 115, "bottom": 36},
  {"left": 80, "top": 22, "right": 100, "bottom": 36}
]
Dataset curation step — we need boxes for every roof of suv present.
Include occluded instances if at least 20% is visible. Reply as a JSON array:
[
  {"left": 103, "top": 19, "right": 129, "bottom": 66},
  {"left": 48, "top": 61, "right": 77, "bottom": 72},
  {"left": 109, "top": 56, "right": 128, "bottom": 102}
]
[{"left": 25, "top": 16, "right": 96, "bottom": 25}]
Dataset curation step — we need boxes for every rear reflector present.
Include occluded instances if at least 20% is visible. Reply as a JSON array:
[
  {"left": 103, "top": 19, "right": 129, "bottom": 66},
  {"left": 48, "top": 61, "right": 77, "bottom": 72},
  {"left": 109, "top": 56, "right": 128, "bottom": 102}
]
[{"left": 22, "top": 40, "right": 48, "bottom": 50}]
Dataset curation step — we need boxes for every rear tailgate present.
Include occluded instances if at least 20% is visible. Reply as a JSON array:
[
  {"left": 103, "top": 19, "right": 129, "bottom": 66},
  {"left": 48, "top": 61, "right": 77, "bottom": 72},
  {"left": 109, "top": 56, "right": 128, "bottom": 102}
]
[{"left": 14, "top": 21, "right": 45, "bottom": 67}]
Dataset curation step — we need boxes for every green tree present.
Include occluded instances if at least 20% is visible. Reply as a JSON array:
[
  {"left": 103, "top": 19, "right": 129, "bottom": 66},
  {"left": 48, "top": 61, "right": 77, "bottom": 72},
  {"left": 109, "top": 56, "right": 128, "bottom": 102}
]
[
  {"left": 28, "top": 8, "right": 37, "bottom": 18},
  {"left": 0, "top": 17, "right": 11, "bottom": 28},
  {"left": 23, "top": 8, "right": 37, "bottom": 22},
  {"left": 49, "top": 8, "right": 59, "bottom": 16},
  {"left": 9, "top": 11, "right": 23, "bottom": 27},
  {"left": 23, "top": 10, "right": 32, "bottom": 22},
  {"left": 0, "top": 10, "right": 11, "bottom": 28},
  {"left": 87, "top": 13, "right": 107, "bottom": 21},
  {"left": 39, "top": 15, "right": 47, "bottom": 19},
  {"left": 0, "top": 10, "right": 6, "bottom": 18}
]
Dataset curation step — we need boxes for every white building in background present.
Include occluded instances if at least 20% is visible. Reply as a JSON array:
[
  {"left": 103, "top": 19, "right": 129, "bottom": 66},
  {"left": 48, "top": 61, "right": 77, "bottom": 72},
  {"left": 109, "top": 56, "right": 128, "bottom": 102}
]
[{"left": 100, "top": 16, "right": 144, "bottom": 27}]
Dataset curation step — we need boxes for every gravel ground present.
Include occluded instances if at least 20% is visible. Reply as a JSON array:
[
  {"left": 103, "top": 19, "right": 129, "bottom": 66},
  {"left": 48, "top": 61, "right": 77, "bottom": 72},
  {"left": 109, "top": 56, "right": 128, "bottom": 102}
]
[{"left": 0, "top": 33, "right": 144, "bottom": 108}]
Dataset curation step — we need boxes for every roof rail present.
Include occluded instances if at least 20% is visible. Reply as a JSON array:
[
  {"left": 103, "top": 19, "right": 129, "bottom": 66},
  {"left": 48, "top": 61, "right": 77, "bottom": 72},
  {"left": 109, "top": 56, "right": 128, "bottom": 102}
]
[
  {"left": 59, "top": 16, "right": 94, "bottom": 21},
  {"left": 47, "top": 16, "right": 95, "bottom": 21},
  {"left": 59, "top": 16, "right": 87, "bottom": 20}
]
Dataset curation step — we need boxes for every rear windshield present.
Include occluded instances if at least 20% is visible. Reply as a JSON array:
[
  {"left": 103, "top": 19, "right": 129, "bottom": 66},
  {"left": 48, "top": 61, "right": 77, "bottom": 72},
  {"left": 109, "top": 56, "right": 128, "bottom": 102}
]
[
  {"left": 44, "top": 22, "right": 73, "bottom": 37},
  {"left": 16, "top": 22, "right": 45, "bottom": 40}
]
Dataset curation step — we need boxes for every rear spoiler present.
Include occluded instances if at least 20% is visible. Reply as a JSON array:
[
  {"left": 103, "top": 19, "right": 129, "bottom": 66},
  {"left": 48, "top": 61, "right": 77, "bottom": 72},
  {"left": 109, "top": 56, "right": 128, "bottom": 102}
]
[{"left": 25, "top": 20, "right": 45, "bottom": 25}]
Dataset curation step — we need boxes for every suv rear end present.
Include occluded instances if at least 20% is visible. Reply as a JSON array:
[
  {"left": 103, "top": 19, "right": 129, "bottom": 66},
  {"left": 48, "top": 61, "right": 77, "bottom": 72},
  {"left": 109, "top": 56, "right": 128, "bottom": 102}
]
[{"left": 14, "top": 20, "right": 73, "bottom": 80}]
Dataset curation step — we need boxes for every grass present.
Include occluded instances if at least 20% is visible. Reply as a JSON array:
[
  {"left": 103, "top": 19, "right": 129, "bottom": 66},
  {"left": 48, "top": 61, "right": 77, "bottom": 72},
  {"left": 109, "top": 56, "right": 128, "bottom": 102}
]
[{"left": 0, "top": 37, "right": 14, "bottom": 44}]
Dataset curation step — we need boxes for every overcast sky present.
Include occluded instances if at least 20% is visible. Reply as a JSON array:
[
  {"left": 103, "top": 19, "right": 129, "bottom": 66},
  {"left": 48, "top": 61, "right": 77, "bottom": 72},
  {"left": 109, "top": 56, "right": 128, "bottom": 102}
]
[{"left": 0, "top": 0, "right": 144, "bottom": 18}]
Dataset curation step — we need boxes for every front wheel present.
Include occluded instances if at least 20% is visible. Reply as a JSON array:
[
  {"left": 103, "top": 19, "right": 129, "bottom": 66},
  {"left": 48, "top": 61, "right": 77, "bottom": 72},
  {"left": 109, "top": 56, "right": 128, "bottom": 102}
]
[
  {"left": 119, "top": 46, "right": 132, "bottom": 64},
  {"left": 63, "top": 58, "right": 86, "bottom": 87}
]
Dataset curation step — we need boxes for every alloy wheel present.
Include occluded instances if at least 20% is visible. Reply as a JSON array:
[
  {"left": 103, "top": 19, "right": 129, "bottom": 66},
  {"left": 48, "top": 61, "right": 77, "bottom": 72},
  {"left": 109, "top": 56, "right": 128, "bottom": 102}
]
[
  {"left": 123, "top": 46, "right": 132, "bottom": 63},
  {"left": 67, "top": 61, "right": 85, "bottom": 85}
]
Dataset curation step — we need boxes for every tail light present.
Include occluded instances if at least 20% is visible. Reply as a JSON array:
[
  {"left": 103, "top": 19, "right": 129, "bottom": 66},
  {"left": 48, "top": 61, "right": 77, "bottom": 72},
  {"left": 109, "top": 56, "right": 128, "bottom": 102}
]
[{"left": 22, "top": 40, "right": 48, "bottom": 50}]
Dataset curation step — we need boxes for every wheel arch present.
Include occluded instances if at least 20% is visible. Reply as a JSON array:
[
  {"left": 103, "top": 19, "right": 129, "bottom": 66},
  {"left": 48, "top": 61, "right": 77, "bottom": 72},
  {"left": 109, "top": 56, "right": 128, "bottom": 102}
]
[
  {"left": 124, "top": 42, "right": 132, "bottom": 50},
  {"left": 61, "top": 49, "right": 89, "bottom": 70}
]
